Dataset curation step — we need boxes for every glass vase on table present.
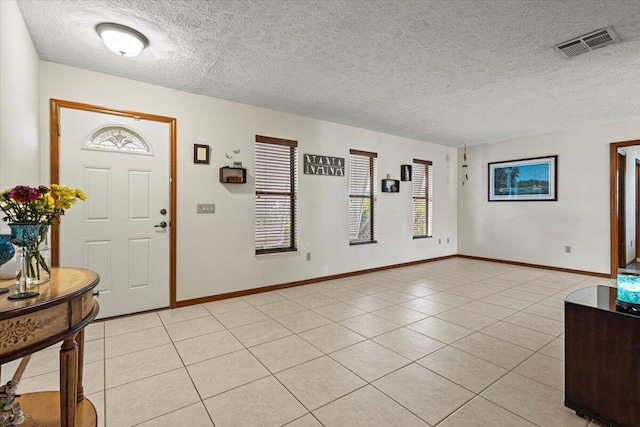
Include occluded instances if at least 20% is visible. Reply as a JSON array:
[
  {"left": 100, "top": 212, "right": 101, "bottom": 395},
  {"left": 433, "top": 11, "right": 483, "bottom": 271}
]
[
  {"left": 23, "top": 224, "right": 50, "bottom": 286},
  {"left": 8, "top": 222, "right": 40, "bottom": 300}
]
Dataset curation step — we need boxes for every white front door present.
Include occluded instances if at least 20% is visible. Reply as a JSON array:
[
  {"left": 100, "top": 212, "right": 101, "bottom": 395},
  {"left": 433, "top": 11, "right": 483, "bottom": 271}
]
[{"left": 58, "top": 107, "right": 171, "bottom": 318}]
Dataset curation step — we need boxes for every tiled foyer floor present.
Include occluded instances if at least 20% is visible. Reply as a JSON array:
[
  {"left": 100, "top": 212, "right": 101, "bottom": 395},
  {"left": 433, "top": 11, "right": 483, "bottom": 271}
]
[{"left": 4, "top": 258, "right": 616, "bottom": 426}]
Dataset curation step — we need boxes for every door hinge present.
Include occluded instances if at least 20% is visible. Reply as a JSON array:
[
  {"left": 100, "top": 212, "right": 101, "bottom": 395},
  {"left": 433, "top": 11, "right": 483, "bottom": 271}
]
[
  {"left": 57, "top": 122, "right": 61, "bottom": 137},
  {"left": 134, "top": 116, "right": 141, "bottom": 121}
]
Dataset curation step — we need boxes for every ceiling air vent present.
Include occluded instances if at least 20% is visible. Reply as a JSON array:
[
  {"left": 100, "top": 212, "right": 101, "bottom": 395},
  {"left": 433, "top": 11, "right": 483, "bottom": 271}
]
[{"left": 555, "top": 26, "right": 620, "bottom": 58}]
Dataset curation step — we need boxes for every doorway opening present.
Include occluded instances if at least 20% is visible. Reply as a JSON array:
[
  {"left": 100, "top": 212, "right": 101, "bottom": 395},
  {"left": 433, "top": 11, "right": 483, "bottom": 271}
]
[{"left": 610, "top": 139, "right": 640, "bottom": 277}]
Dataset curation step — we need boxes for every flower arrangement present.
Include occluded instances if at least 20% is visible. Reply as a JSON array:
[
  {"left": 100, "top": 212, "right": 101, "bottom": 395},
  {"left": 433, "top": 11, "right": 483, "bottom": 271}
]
[
  {"left": 0, "top": 184, "right": 86, "bottom": 280},
  {"left": 0, "top": 185, "right": 86, "bottom": 225}
]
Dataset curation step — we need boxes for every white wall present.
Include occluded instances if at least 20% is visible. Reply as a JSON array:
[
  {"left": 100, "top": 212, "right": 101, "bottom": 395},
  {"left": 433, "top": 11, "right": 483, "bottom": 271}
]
[
  {"left": 39, "top": 62, "right": 458, "bottom": 301},
  {"left": 0, "top": 0, "right": 40, "bottom": 278},
  {"left": 623, "top": 146, "right": 640, "bottom": 265},
  {"left": 458, "top": 118, "right": 640, "bottom": 275},
  {"left": 0, "top": 0, "right": 40, "bottom": 191}
]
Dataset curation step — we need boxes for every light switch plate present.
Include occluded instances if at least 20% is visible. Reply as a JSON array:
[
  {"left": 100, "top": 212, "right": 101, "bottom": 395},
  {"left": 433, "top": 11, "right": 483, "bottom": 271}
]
[{"left": 197, "top": 203, "right": 215, "bottom": 214}]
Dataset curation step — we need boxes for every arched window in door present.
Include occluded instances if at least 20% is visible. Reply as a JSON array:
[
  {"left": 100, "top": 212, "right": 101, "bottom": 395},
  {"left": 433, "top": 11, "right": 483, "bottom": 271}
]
[{"left": 84, "top": 125, "right": 153, "bottom": 155}]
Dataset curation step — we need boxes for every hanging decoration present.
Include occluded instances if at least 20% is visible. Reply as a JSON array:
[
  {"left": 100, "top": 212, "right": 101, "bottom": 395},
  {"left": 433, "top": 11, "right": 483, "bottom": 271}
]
[
  {"left": 224, "top": 148, "right": 241, "bottom": 167},
  {"left": 462, "top": 144, "right": 469, "bottom": 186}
]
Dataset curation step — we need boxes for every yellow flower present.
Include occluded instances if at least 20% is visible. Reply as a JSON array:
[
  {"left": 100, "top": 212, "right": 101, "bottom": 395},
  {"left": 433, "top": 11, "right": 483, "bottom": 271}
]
[
  {"left": 50, "top": 184, "right": 86, "bottom": 210},
  {"left": 42, "top": 193, "right": 55, "bottom": 210},
  {"left": 57, "top": 199, "right": 72, "bottom": 210}
]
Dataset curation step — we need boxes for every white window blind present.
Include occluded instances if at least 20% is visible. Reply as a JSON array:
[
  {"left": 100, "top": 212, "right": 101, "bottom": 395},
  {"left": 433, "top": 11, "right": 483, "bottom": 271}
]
[
  {"left": 349, "top": 149, "right": 377, "bottom": 244},
  {"left": 255, "top": 135, "right": 298, "bottom": 254},
  {"left": 412, "top": 159, "right": 433, "bottom": 238}
]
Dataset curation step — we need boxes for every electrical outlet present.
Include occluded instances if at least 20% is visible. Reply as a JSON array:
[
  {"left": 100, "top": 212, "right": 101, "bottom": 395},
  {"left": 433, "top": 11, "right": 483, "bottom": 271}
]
[
  {"left": 565, "top": 246, "right": 571, "bottom": 253},
  {"left": 306, "top": 252, "right": 311, "bottom": 261},
  {"left": 197, "top": 203, "right": 215, "bottom": 214}
]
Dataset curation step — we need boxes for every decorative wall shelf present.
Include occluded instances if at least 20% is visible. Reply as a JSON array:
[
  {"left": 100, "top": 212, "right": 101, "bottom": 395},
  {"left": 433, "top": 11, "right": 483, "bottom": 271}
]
[
  {"left": 382, "top": 179, "right": 399, "bottom": 193},
  {"left": 220, "top": 167, "right": 247, "bottom": 184}
]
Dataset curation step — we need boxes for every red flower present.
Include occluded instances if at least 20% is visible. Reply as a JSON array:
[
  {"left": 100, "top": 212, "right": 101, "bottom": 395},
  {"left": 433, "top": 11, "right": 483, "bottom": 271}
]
[{"left": 8, "top": 186, "right": 40, "bottom": 203}]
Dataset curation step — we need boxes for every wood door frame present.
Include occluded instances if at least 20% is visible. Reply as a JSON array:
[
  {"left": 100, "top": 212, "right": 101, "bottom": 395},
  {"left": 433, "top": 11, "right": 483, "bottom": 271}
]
[
  {"left": 610, "top": 139, "right": 640, "bottom": 277},
  {"left": 636, "top": 159, "right": 640, "bottom": 263},
  {"left": 50, "top": 99, "right": 178, "bottom": 308},
  {"left": 618, "top": 150, "right": 626, "bottom": 269}
]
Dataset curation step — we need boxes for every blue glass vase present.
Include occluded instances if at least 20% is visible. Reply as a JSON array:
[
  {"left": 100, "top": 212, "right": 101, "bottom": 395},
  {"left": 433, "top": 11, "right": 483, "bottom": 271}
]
[
  {"left": 8, "top": 223, "right": 40, "bottom": 299},
  {"left": 0, "top": 234, "right": 14, "bottom": 266},
  {"left": 0, "top": 234, "right": 14, "bottom": 294},
  {"left": 8, "top": 222, "right": 39, "bottom": 247}
]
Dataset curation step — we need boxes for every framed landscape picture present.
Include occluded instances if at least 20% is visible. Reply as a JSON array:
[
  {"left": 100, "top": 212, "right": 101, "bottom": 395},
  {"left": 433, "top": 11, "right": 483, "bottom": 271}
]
[{"left": 488, "top": 155, "right": 557, "bottom": 201}]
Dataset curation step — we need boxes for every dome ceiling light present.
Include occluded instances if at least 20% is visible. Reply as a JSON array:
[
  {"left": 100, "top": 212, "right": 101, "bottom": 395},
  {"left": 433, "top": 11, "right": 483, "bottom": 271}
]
[{"left": 96, "top": 23, "right": 149, "bottom": 57}]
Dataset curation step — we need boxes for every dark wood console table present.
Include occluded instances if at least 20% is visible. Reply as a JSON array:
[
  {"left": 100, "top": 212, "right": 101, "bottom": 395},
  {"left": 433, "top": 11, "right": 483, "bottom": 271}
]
[
  {"left": 565, "top": 286, "right": 640, "bottom": 427},
  {"left": 0, "top": 268, "right": 100, "bottom": 426}
]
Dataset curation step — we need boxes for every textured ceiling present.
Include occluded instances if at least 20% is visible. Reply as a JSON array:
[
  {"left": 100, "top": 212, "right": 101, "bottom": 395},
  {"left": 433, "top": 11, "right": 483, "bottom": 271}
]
[{"left": 16, "top": 0, "right": 640, "bottom": 147}]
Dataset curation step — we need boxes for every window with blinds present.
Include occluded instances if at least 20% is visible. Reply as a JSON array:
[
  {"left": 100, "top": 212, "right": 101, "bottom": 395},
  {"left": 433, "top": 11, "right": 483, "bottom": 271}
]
[
  {"left": 255, "top": 135, "right": 298, "bottom": 254},
  {"left": 349, "top": 149, "right": 377, "bottom": 244},
  {"left": 412, "top": 159, "right": 433, "bottom": 238}
]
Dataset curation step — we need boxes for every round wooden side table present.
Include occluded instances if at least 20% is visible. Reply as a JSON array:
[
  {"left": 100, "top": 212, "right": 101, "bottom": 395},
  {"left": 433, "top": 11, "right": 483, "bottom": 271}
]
[{"left": 0, "top": 267, "right": 100, "bottom": 427}]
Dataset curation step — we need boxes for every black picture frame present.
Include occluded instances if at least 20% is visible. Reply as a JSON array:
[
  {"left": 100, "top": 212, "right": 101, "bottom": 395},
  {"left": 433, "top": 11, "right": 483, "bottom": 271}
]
[
  {"left": 488, "top": 155, "right": 557, "bottom": 201},
  {"left": 382, "top": 179, "right": 400, "bottom": 193},
  {"left": 194, "top": 144, "right": 210, "bottom": 164},
  {"left": 401, "top": 165, "right": 412, "bottom": 181}
]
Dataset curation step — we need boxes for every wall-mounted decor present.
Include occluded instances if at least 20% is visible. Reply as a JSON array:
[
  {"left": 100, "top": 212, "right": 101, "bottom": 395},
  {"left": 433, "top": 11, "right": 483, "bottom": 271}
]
[
  {"left": 224, "top": 148, "right": 241, "bottom": 166},
  {"left": 488, "top": 155, "right": 557, "bottom": 201},
  {"left": 461, "top": 144, "right": 469, "bottom": 186},
  {"left": 401, "top": 165, "right": 412, "bottom": 181},
  {"left": 220, "top": 167, "right": 246, "bottom": 184},
  {"left": 194, "top": 144, "right": 210, "bottom": 164},
  {"left": 382, "top": 179, "right": 400, "bottom": 193},
  {"left": 303, "top": 154, "right": 345, "bottom": 176}
]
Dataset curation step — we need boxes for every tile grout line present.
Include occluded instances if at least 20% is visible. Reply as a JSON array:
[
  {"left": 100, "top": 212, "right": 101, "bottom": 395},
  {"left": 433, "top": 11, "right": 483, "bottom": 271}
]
[
  {"left": 433, "top": 395, "right": 543, "bottom": 427},
  {"left": 214, "top": 311, "right": 320, "bottom": 426},
  {"left": 360, "top": 270, "right": 572, "bottom": 425},
  {"left": 105, "top": 311, "right": 215, "bottom": 426},
  {"left": 101, "top": 324, "right": 106, "bottom": 427},
  {"left": 163, "top": 316, "right": 217, "bottom": 427}
]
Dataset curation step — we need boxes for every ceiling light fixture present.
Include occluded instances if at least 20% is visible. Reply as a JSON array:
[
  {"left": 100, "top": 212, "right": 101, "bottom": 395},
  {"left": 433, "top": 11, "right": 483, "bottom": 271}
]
[{"left": 96, "top": 23, "right": 148, "bottom": 57}]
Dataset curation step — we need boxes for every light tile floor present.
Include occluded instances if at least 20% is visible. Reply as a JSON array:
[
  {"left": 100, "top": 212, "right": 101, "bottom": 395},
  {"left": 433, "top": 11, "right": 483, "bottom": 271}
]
[{"left": 3, "top": 258, "right": 617, "bottom": 426}]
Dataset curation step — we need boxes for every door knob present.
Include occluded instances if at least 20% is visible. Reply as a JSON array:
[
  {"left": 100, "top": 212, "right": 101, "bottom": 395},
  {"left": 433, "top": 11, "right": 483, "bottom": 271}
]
[{"left": 155, "top": 221, "right": 168, "bottom": 228}]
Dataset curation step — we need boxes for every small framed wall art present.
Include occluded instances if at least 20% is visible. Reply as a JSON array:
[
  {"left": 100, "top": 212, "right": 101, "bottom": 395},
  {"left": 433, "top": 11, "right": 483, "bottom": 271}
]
[
  {"left": 194, "top": 144, "right": 210, "bottom": 164},
  {"left": 401, "top": 165, "right": 412, "bottom": 181}
]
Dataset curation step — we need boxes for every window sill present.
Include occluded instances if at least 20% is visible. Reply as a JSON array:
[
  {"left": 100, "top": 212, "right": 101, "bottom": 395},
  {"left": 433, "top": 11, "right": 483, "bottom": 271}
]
[
  {"left": 256, "top": 247, "right": 297, "bottom": 256},
  {"left": 349, "top": 240, "right": 378, "bottom": 246},
  {"left": 412, "top": 235, "right": 432, "bottom": 240}
]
